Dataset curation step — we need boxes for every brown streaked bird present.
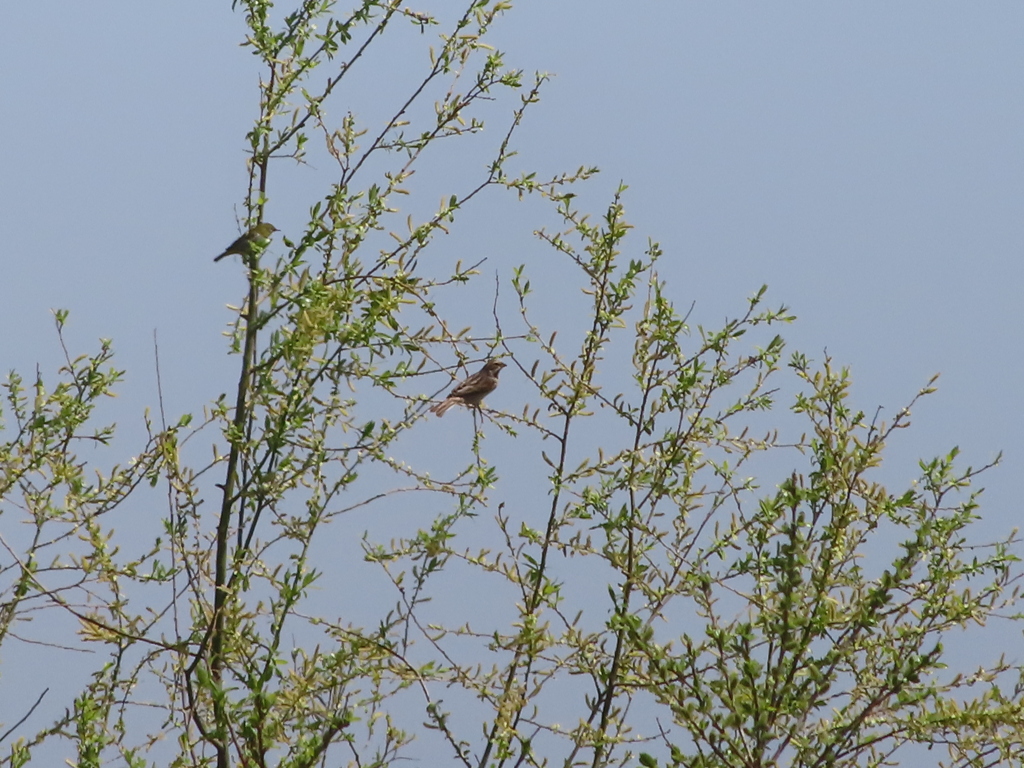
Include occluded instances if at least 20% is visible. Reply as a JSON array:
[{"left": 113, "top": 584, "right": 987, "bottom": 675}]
[
  {"left": 429, "top": 359, "right": 507, "bottom": 417},
  {"left": 213, "top": 222, "right": 278, "bottom": 262}
]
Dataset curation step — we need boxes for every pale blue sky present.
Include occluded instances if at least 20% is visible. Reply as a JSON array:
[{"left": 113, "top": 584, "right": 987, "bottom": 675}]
[
  {"left": 3, "top": 3, "right": 1019, "bottom": 465},
  {"left": 1, "top": 2, "right": 1021, "bottom": 764}
]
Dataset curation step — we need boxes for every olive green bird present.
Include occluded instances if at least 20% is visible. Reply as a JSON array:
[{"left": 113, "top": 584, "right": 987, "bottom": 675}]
[{"left": 213, "top": 222, "right": 278, "bottom": 262}]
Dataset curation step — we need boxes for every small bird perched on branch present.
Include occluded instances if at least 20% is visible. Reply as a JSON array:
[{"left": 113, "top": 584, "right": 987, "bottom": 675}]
[
  {"left": 213, "top": 222, "right": 278, "bottom": 262},
  {"left": 429, "top": 359, "right": 507, "bottom": 417}
]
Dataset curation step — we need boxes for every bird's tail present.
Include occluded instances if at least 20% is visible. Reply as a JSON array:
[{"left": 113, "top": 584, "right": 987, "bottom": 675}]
[{"left": 429, "top": 399, "right": 455, "bottom": 417}]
